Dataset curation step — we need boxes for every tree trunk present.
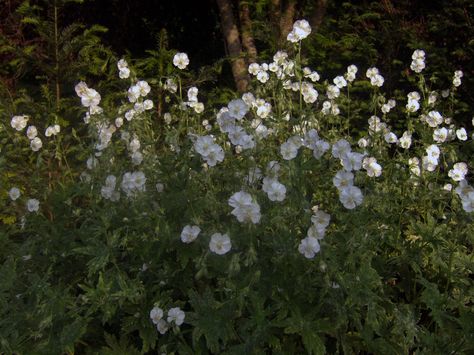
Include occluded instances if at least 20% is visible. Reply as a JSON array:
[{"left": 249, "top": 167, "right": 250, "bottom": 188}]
[
  {"left": 239, "top": 1, "right": 257, "bottom": 63},
  {"left": 310, "top": 0, "right": 328, "bottom": 32},
  {"left": 216, "top": 0, "right": 250, "bottom": 93},
  {"left": 279, "top": 0, "right": 297, "bottom": 45}
]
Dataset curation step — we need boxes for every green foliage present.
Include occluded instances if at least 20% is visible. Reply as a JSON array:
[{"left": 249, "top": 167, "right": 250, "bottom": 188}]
[{"left": 1, "top": 1, "right": 474, "bottom": 354}]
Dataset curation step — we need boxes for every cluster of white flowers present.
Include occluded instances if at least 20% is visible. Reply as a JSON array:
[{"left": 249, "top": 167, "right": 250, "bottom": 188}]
[
  {"left": 45, "top": 124, "right": 61, "bottom": 137},
  {"left": 410, "top": 49, "right": 426, "bottom": 73},
  {"left": 8, "top": 187, "right": 39, "bottom": 213},
  {"left": 193, "top": 135, "right": 225, "bottom": 166},
  {"left": 150, "top": 305, "right": 185, "bottom": 335},
  {"left": 406, "top": 91, "right": 420, "bottom": 113},
  {"left": 117, "top": 58, "right": 130, "bottom": 79},
  {"left": 184, "top": 87, "right": 204, "bottom": 113},
  {"left": 303, "top": 129, "right": 330, "bottom": 159},
  {"left": 421, "top": 144, "right": 441, "bottom": 172},
  {"left": 75, "top": 81, "right": 101, "bottom": 111},
  {"left": 216, "top": 99, "right": 255, "bottom": 152},
  {"left": 381, "top": 99, "right": 396, "bottom": 114},
  {"left": 331, "top": 139, "right": 364, "bottom": 209},
  {"left": 453, "top": 70, "right": 463, "bottom": 87},
  {"left": 121, "top": 171, "right": 146, "bottom": 197},
  {"left": 127, "top": 80, "right": 151, "bottom": 104},
  {"left": 298, "top": 209, "right": 331, "bottom": 259},
  {"left": 287, "top": 19, "right": 311, "bottom": 43},
  {"left": 345, "top": 64, "right": 358, "bottom": 82},
  {"left": 173, "top": 52, "right": 189, "bottom": 70},
  {"left": 100, "top": 175, "right": 120, "bottom": 201},
  {"left": 10, "top": 116, "right": 43, "bottom": 151},
  {"left": 366, "top": 67, "right": 384, "bottom": 87},
  {"left": 228, "top": 191, "right": 261, "bottom": 224},
  {"left": 262, "top": 175, "right": 286, "bottom": 202}
]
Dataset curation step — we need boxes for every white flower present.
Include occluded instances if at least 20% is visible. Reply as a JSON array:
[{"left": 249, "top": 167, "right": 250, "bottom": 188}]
[
  {"left": 287, "top": 19, "right": 312, "bottom": 42},
  {"left": 45, "top": 125, "right": 60, "bottom": 137},
  {"left": 399, "top": 131, "right": 412, "bottom": 149},
  {"left": 248, "top": 63, "right": 260, "bottom": 75},
  {"left": 342, "top": 152, "right": 364, "bottom": 172},
  {"left": 228, "top": 191, "right": 261, "bottom": 224},
  {"left": 119, "top": 67, "right": 130, "bottom": 79},
  {"left": 227, "top": 99, "right": 248, "bottom": 120},
  {"left": 164, "top": 78, "right": 178, "bottom": 93},
  {"left": 426, "top": 111, "right": 443, "bottom": 128},
  {"left": 173, "top": 52, "right": 189, "bottom": 69},
  {"left": 11, "top": 115, "right": 28, "bottom": 131},
  {"left": 426, "top": 144, "right": 440, "bottom": 159},
  {"left": 9, "top": 187, "right": 20, "bottom": 201},
  {"left": 26, "top": 198, "right": 40, "bottom": 212},
  {"left": 363, "top": 157, "right": 382, "bottom": 177},
  {"left": 331, "top": 139, "right": 351, "bottom": 159},
  {"left": 333, "top": 76, "right": 347, "bottom": 88},
  {"left": 135, "top": 80, "right": 151, "bottom": 97},
  {"left": 406, "top": 99, "right": 420, "bottom": 113},
  {"left": 384, "top": 132, "right": 398, "bottom": 144},
  {"left": 80, "top": 87, "right": 101, "bottom": 107},
  {"left": 333, "top": 170, "right": 354, "bottom": 190},
  {"left": 339, "top": 186, "right": 363, "bottom": 209},
  {"left": 366, "top": 67, "right": 379, "bottom": 79},
  {"left": 448, "top": 162, "right": 468, "bottom": 182},
  {"left": 30, "top": 137, "right": 43, "bottom": 151},
  {"left": 263, "top": 179, "right": 286, "bottom": 202},
  {"left": 257, "top": 70, "right": 269, "bottom": 83},
  {"left": 370, "top": 74, "right": 384, "bottom": 87},
  {"left": 311, "top": 210, "right": 331, "bottom": 232},
  {"left": 167, "top": 307, "right": 185, "bottom": 326},
  {"left": 456, "top": 127, "right": 467, "bottom": 141},
  {"left": 280, "top": 141, "right": 299, "bottom": 160},
  {"left": 209, "top": 233, "right": 232, "bottom": 255},
  {"left": 298, "top": 236, "right": 320, "bottom": 259},
  {"left": 433, "top": 127, "right": 448, "bottom": 143},
  {"left": 326, "top": 84, "right": 340, "bottom": 99},
  {"left": 26, "top": 126, "right": 37, "bottom": 139},
  {"left": 117, "top": 58, "right": 128, "bottom": 70},
  {"left": 156, "top": 319, "right": 169, "bottom": 334},
  {"left": 187, "top": 87, "right": 198, "bottom": 102},
  {"left": 150, "top": 306, "right": 164, "bottom": 325},
  {"left": 181, "top": 225, "right": 201, "bottom": 243}
]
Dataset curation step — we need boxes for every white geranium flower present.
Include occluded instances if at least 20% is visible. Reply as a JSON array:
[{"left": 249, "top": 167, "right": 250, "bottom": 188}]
[
  {"left": 30, "top": 137, "right": 43, "bottom": 151},
  {"left": 209, "top": 233, "right": 232, "bottom": 255},
  {"left": 180, "top": 225, "right": 201, "bottom": 243},
  {"left": 339, "top": 186, "right": 363, "bottom": 209},
  {"left": 9, "top": 187, "right": 21, "bottom": 201},
  {"left": 26, "top": 198, "right": 40, "bottom": 212},
  {"left": 173, "top": 52, "right": 189, "bottom": 70},
  {"left": 150, "top": 306, "right": 164, "bottom": 325},
  {"left": 227, "top": 99, "right": 249, "bottom": 120},
  {"left": 167, "top": 307, "right": 185, "bottom": 326},
  {"left": 26, "top": 126, "right": 37, "bottom": 139},
  {"left": 333, "top": 170, "right": 354, "bottom": 190},
  {"left": 298, "top": 236, "right": 320, "bottom": 259},
  {"left": 11, "top": 115, "right": 28, "bottom": 131},
  {"left": 456, "top": 127, "right": 467, "bottom": 141},
  {"left": 156, "top": 319, "right": 169, "bottom": 334},
  {"left": 448, "top": 162, "right": 468, "bottom": 182}
]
